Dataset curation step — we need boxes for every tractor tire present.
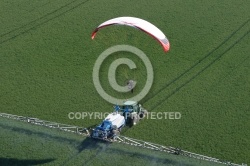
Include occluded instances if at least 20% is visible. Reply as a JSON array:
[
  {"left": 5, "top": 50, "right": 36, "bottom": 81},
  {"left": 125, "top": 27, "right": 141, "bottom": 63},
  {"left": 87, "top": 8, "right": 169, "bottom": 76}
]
[
  {"left": 112, "top": 129, "right": 120, "bottom": 141},
  {"left": 139, "top": 113, "right": 144, "bottom": 119},
  {"left": 112, "top": 129, "right": 120, "bottom": 136},
  {"left": 112, "top": 125, "right": 117, "bottom": 130},
  {"left": 139, "top": 110, "right": 148, "bottom": 119},
  {"left": 132, "top": 117, "right": 138, "bottom": 125}
]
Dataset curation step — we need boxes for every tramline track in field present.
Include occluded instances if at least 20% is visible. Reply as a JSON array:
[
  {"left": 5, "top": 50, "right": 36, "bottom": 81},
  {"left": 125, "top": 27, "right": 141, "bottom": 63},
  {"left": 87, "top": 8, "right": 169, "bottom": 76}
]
[{"left": 0, "top": 113, "right": 247, "bottom": 166}]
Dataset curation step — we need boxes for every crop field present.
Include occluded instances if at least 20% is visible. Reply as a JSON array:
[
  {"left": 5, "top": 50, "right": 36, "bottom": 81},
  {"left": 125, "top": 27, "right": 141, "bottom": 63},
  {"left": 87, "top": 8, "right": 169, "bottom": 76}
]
[
  {"left": 0, "top": 0, "right": 250, "bottom": 165},
  {"left": 0, "top": 117, "right": 225, "bottom": 166}
]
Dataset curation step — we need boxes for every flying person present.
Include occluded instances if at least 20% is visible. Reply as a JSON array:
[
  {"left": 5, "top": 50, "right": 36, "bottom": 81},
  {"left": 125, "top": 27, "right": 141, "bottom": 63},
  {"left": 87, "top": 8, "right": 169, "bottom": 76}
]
[{"left": 127, "top": 80, "right": 134, "bottom": 93}]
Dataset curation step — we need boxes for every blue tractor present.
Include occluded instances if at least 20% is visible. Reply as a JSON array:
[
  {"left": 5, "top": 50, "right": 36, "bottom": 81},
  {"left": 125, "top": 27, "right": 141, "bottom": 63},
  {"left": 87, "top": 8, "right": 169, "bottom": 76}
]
[{"left": 91, "top": 101, "right": 147, "bottom": 141}]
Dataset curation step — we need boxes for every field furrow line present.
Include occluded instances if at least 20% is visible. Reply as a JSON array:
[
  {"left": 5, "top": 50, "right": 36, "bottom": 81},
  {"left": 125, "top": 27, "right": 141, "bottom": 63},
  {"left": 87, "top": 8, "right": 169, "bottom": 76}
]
[
  {"left": 143, "top": 19, "right": 250, "bottom": 111},
  {"left": 0, "top": 0, "right": 90, "bottom": 45}
]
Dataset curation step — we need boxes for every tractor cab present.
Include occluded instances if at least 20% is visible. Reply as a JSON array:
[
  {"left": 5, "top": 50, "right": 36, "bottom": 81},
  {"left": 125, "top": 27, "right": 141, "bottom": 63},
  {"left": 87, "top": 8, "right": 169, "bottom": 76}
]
[
  {"left": 122, "top": 101, "right": 140, "bottom": 113},
  {"left": 119, "top": 100, "right": 148, "bottom": 126}
]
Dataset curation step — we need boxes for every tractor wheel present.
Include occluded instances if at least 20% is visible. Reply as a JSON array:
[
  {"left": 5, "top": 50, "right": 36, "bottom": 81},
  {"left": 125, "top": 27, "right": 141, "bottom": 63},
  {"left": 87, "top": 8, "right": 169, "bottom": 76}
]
[
  {"left": 112, "top": 125, "right": 117, "bottom": 130},
  {"left": 132, "top": 117, "right": 138, "bottom": 125},
  {"left": 139, "top": 110, "right": 148, "bottom": 119},
  {"left": 139, "top": 113, "right": 144, "bottom": 119},
  {"left": 112, "top": 129, "right": 120, "bottom": 136}
]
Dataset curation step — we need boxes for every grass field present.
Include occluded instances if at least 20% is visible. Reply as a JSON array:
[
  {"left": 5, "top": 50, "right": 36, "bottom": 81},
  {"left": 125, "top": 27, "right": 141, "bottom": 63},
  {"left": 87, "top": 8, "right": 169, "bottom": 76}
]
[
  {"left": 1, "top": 0, "right": 250, "bottom": 165},
  {"left": 0, "top": 117, "right": 224, "bottom": 166}
]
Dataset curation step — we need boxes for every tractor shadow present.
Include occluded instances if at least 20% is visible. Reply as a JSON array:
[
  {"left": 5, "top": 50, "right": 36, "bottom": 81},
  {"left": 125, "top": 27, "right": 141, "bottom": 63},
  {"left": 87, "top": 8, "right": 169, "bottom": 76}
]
[
  {"left": 77, "top": 137, "right": 111, "bottom": 153},
  {"left": 75, "top": 137, "right": 112, "bottom": 165}
]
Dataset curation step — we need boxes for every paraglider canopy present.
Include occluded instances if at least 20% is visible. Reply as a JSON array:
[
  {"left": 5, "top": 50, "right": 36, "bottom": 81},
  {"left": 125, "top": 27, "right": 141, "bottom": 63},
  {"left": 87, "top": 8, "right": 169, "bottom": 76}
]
[{"left": 91, "top": 17, "right": 170, "bottom": 52}]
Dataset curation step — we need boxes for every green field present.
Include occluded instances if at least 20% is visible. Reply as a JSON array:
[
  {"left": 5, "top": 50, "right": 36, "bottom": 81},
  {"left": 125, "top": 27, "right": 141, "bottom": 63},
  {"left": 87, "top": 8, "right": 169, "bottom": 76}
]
[
  {"left": 0, "top": 117, "right": 225, "bottom": 166},
  {"left": 0, "top": 0, "right": 249, "bottom": 165}
]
